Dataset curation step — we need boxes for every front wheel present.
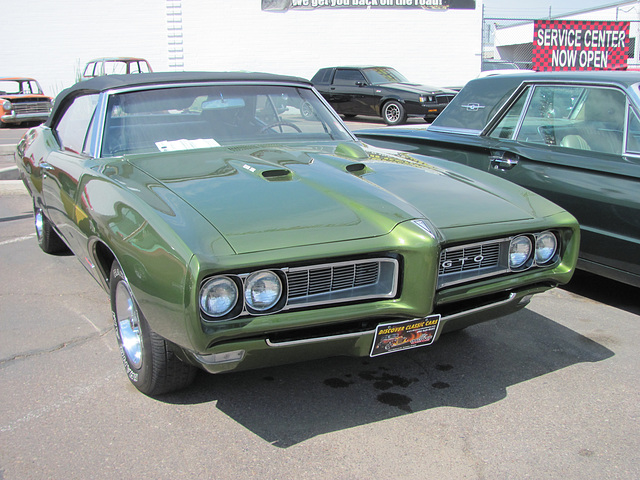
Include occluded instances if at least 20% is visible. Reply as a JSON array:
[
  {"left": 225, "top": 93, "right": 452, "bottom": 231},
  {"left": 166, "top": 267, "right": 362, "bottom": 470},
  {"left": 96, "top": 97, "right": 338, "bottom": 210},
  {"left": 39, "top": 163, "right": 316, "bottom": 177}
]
[
  {"left": 382, "top": 101, "right": 407, "bottom": 126},
  {"left": 110, "top": 261, "right": 197, "bottom": 396}
]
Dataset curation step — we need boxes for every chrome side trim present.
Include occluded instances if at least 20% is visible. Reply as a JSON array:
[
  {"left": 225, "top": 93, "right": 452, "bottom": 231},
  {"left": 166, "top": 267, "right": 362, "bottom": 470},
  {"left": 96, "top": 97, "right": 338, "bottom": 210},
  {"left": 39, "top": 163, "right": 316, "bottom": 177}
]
[
  {"left": 439, "top": 292, "right": 517, "bottom": 321},
  {"left": 427, "top": 126, "right": 481, "bottom": 136},
  {"left": 265, "top": 330, "right": 376, "bottom": 347}
]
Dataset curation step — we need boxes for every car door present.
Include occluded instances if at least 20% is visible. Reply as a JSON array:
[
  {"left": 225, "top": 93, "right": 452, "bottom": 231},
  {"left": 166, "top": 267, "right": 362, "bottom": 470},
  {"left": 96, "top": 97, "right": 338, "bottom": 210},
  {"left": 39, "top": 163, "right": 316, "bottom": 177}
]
[
  {"left": 486, "top": 83, "right": 640, "bottom": 282},
  {"left": 41, "top": 94, "right": 99, "bottom": 254},
  {"left": 330, "top": 69, "right": 376, "bottom": 116}
]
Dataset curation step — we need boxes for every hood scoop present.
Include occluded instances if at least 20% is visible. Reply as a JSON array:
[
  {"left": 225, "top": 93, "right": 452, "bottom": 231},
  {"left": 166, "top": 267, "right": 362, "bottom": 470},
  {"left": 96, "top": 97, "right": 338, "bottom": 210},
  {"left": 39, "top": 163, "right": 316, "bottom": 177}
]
[
  {"left": 261, "top": 168, "right": 292, "bottom": 180},
  {"left": 346, "top": 162, "right": 368, "bottom": 173}
]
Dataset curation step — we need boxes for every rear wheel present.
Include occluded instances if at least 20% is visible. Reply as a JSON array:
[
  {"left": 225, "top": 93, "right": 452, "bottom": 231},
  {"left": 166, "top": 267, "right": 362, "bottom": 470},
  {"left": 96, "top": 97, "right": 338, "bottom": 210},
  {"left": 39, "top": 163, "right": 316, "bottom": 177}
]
[
  {"left": 110, "top": 261, "right": 197, "bottom": 396},
  {"left": 382, "top": 101, "right": 406, "bottom": 126},
  {"left": 34, "top": 204, "right": 68, "bottom": 254}
]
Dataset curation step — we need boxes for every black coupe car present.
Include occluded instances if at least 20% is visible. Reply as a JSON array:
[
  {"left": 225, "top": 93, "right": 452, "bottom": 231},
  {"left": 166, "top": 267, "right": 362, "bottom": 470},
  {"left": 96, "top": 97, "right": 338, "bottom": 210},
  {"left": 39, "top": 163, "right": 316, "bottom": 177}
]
[{"left": 311, "top": 66, "right": 457, "bottom": 125}]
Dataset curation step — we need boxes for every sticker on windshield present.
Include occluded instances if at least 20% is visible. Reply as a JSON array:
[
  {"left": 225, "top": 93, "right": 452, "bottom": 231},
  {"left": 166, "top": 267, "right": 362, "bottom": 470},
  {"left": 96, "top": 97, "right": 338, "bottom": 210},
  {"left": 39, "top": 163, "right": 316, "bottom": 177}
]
[{"left": 156, "top": 138, "right": 220, "bottom": 152}]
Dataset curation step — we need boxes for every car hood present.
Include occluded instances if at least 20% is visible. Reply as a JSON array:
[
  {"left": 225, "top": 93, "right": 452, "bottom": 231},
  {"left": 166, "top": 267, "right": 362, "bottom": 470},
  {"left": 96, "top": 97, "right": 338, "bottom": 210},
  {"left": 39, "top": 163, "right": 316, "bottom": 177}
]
[
  {"left": 379, "top": 83, "right": 457, "bottom": 95},
  {"left": 0, "top": 94, "right": 51, "bottom": 101},
  {"left": 124, "top": 143, "right": 542, "bottom": 254}
]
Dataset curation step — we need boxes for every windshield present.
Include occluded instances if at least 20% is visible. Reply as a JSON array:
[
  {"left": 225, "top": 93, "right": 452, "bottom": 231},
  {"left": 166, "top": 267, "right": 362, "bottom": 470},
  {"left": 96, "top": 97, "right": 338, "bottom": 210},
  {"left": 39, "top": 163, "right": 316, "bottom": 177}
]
[
  {"left": 102, "top": 84, "right": 353, "bottom": 157},
  {"left": 0, "top": 79, "right": 43, "bottom": 95},
  {"left": 103, "top": 60, "right": 150, "bottom": 75},
  {"left": 362, "top": 67, "right": 409, "bottom": 85}
]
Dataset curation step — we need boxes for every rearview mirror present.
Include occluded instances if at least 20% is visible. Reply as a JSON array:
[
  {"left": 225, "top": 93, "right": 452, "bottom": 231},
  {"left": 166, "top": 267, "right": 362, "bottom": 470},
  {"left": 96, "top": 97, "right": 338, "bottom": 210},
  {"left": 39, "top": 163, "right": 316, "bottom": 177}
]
[{"left": 202, "top": 98, "right": 246, "bottom": 110}]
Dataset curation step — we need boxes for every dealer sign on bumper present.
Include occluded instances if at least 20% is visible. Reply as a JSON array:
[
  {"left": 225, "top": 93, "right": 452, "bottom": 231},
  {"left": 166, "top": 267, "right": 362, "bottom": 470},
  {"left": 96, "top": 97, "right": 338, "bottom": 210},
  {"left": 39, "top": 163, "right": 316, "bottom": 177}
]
[{"left": 370, "top": 315, "right": 441, "bottom": 357}]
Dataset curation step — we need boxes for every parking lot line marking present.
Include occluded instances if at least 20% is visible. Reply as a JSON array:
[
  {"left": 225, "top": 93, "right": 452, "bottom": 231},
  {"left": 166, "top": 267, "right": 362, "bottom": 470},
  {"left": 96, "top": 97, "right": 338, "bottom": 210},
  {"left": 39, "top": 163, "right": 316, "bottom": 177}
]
[{"left": 0, "top": 234, "right": 35, "bottom": 246}]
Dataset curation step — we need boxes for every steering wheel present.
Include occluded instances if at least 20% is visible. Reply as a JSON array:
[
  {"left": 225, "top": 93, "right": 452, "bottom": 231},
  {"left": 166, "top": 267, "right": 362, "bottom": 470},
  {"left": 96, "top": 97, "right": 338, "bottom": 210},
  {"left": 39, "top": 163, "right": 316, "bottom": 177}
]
[
  {"left": 537, "top": 125, "right": 556, "bottom": 145},
  {"left": 259, "top": 121, "right": 302, "bottom": 134}
]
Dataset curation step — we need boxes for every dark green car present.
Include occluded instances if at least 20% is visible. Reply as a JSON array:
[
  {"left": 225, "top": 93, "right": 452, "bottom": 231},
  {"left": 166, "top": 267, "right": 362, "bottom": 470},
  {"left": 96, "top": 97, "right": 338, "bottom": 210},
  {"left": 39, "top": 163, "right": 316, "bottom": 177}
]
[
  {"left": 358, "top": 71, "right": 640, "bottom": 287},
  {"left": 16, "top": 72, "right": 579, "bottom": 395}
]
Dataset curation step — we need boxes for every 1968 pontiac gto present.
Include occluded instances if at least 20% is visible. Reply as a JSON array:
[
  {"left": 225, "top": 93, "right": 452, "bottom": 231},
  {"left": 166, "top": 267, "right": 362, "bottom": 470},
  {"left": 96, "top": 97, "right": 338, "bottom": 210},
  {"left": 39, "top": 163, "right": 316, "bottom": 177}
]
[{"left": 16, "top": 72, "right": 579, "bottom": 395}]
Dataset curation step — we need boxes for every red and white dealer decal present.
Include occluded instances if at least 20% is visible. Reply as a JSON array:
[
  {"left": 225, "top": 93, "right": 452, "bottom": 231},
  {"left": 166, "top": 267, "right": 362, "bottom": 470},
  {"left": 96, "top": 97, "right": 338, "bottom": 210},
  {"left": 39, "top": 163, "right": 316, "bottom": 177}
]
[{"left": 533, "top": 20, "right": 629, "bottom": 71}]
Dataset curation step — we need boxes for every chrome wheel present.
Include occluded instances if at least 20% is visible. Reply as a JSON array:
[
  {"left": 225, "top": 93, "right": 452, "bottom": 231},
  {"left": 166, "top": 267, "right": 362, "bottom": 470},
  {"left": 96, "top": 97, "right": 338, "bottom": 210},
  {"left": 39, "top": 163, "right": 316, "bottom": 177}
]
[
  {"left": 384, "top": 104, "right": 401, "bottom": 123},
  {"left": 115, "top": 281, "right": 143, "bottom": 369},
  {"left": 109, "top": 261, "right": 197, "bottom": 395},
  {"left": 382, "top": 100, "right": 406, "bottom": 125},
  {"left": 34, "top": 207, "right": 44, "bottom": 241}
]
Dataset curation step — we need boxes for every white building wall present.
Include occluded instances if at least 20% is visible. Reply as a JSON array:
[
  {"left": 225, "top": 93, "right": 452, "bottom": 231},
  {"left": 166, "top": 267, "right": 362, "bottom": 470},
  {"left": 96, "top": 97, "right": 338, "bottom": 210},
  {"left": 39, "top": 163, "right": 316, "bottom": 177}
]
[
  {"left": 180, "top": 1, "right": 481, "bottom": 87},
  {"left": 3, "top": 0, "right": 167, "bottom": 97},
  {"left": 4, "top": 0, "right": 481, "bottom": 98}
]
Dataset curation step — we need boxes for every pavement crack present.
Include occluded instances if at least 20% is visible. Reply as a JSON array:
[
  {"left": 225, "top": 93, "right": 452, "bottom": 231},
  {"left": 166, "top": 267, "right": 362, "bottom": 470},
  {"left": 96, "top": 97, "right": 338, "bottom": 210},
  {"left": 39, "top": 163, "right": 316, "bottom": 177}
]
[{"left": 0, "top": 326, "right": 113, "bottom": 367}]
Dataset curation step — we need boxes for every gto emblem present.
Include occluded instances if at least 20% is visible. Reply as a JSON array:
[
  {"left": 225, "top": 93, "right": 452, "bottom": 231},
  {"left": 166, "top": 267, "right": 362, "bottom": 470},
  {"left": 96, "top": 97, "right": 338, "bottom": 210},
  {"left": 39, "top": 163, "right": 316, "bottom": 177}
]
[
  {"left": 461, "top": 103, "right": 486, "bottom": 112},
  {"left": 442, "top": 255, "right": 484, "bottom": 269}
]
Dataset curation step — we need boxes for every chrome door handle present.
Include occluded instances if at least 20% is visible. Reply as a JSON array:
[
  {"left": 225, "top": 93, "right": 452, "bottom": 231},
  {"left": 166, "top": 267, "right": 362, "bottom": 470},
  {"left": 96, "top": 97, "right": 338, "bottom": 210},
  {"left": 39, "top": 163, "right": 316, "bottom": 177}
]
[{"left": 489, "top": 152, "right": 519, "bottom": 171}]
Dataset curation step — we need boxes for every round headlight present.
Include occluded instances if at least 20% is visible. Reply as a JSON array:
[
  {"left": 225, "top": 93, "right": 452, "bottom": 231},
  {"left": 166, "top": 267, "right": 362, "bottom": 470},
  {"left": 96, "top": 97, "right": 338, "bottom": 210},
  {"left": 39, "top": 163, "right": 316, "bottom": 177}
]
[
  {"left": 2, "top": 100, "right": 11, "bottom": 112},
  {"left": 200, "top": 276, "right": 238, "bottom": 317},
  {"left": 535, "top": 231, "right": 558, "bottom": 264},
  {"left": 244, "top": 270, "right": 282, "bottom": 312},
  {"left": 509, "top": 235, "right": 532, "bottom": 270}
]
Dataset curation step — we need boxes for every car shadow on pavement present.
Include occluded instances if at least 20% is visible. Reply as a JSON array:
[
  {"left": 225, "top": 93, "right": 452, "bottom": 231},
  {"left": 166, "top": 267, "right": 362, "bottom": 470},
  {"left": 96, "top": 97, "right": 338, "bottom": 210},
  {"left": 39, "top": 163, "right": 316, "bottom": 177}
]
[
  {"left": 562, "top": 270, "right": 639, "bottom": 316},
  {"left": 159, "top": 308, "right": 613, "bottom": 448}
]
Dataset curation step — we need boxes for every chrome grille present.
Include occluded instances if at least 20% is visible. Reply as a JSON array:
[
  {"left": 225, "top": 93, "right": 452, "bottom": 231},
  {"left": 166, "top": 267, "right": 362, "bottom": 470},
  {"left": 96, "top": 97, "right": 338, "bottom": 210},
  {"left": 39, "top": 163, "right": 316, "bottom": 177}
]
[
  {"left": 439, "top": 243, "right": 501, "bottom": 275},
  {"left": 436, "top": 94, "right": 455, "bottom": 105},
  {"left": 288, "top": 261, "right": 381, "bottom": 298},
  {"left": 438, "top": 238, "right": 510, "bottom": 288},
  {"left": 13, "top": 101, "right": 51, "bottom": 115},
  {"left": 285, "top": 258, "right": 397, "bottom": 308}
]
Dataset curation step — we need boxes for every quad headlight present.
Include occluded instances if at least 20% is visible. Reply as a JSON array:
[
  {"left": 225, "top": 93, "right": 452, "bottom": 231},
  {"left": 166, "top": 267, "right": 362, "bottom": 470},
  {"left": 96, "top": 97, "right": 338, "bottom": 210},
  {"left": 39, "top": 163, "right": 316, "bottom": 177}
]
[
  {"left": 509, "top": 235, "right": 532, "bottom": 270},
  {"left": 2, "top": 100, "right": 11, "bottom": 112},
  {"left": 199, "top": 270, "right": 284, "bottom": 319},
  {"left": 509, "top": 232, "right": 559, "bottom": 271},
  {"left": 244, "top": 270, "right": 282, "bottom": 312},
  {"left": 199, "top": 276, "right": 239, "bottom": 317},
  {"left": 535, "top": 231, "right": 558, "bottom": 264}
]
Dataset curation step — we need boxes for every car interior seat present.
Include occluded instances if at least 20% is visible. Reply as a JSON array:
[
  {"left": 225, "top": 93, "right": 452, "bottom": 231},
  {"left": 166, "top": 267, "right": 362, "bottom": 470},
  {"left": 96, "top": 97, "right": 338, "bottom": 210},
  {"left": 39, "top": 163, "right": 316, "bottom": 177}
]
[
  {"left": 560, "top": 134, "right": 591, "bottom": 151},
  {"left": 581, "top": 89, "right": 625, "bottom": 155}
]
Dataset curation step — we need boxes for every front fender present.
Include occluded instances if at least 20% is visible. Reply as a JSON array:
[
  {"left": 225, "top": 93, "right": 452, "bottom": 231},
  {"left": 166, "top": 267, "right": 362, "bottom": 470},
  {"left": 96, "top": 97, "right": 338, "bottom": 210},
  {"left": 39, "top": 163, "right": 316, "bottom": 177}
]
[
  {"left": 74, "top": 167, "right": 234, "bottom": 349},
  {"left": 376, "top": 96, "right": 405, "bottom": 114}
]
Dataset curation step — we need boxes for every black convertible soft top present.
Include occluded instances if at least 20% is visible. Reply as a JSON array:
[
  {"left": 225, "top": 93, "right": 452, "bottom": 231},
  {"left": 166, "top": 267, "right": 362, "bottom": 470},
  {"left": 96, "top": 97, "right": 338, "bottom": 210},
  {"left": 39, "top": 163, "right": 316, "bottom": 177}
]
[{"left": 46, "top": 71, "right": 312, "bottom": 127}]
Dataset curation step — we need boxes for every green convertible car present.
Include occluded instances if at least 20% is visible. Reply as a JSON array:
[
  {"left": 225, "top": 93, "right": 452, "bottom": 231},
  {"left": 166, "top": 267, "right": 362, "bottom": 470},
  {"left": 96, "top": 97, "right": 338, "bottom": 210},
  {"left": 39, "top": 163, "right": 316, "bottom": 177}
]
[{"left": 16, "top": 72, "right": 579, "bottom": 395}]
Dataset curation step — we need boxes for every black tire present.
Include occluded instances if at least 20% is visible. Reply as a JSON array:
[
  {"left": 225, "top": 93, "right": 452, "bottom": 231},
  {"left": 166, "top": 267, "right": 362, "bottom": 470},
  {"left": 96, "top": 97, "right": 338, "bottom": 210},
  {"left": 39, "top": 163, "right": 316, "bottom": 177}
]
[
  {"left": 342, "top": 114, "right": 357, "bottom": 119},
  {"left": 34, "top": 203, "right": 68, "bottom": 254},
  {"left": 110, "top": 261, "right": 197, "bottom": 396},
  {"left": 382, "top": 100, "right": 407, "bottom": 126}
]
